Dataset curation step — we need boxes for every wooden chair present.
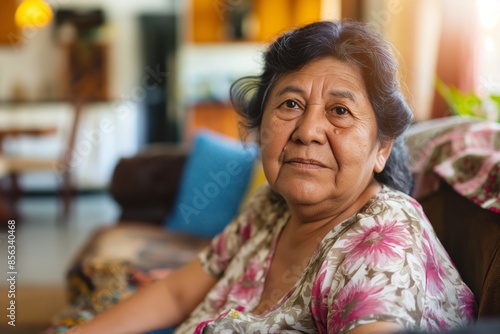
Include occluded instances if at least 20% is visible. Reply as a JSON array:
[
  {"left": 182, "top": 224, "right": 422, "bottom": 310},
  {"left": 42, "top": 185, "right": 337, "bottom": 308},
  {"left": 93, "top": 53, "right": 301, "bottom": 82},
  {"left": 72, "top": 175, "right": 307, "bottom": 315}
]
[{"left": 0, "top": 100, "right": 83, "bottom": 223}]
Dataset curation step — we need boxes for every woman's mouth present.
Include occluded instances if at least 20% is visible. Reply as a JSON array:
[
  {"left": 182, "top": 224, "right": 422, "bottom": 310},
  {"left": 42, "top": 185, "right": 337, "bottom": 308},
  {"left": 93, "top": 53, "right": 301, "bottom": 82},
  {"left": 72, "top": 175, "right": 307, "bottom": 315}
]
[{"left": 285, "top": 158, "right": 327, "bottom": 169}]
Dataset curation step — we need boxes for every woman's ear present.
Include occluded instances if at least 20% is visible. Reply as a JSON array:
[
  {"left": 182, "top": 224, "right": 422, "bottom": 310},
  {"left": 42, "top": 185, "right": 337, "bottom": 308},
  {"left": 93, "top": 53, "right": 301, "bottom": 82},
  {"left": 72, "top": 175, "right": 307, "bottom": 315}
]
[{"left": 374, "top": 140, "right": 393, "bottom": 173}]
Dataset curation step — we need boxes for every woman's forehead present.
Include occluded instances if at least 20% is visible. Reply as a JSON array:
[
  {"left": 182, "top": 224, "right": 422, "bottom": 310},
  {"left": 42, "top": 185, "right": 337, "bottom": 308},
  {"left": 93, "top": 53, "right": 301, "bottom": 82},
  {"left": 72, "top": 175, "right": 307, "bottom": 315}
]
[{"left": 269, "top": 58, "right": 368, "bottom": 98}]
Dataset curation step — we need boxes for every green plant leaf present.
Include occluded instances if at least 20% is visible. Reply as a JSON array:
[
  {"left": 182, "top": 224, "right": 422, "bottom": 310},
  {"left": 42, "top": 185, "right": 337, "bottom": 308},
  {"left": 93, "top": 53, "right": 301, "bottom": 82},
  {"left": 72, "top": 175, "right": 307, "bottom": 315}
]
[
  {"left": 436, "top": 77, "right": 483, "bottom": 118},
  {"left": 489, "top": 95, "right": 500, "bottom": 122}
]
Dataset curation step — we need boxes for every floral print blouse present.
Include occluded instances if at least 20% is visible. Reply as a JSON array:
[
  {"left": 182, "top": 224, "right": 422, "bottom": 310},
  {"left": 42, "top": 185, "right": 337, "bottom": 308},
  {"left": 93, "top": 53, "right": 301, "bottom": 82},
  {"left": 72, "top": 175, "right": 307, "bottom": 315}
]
[{"left": 174, "top": 185, "right": 476, "bottom": 334}]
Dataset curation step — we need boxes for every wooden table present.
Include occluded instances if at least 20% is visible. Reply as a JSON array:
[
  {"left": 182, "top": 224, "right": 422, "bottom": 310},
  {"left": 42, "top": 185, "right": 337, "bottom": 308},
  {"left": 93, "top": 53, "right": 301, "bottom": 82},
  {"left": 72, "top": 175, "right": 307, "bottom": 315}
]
[
  {"left": 0, "top": 127, "right": 57, "bottom": 153},
  {"left": 0, "top": 127, "right": 58, "bottom": 225}
]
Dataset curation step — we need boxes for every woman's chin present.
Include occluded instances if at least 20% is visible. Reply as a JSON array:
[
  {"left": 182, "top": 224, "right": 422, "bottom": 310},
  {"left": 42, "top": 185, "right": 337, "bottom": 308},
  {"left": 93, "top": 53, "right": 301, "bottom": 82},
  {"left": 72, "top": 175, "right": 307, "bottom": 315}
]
[{"left": 276, "top": 184, "right": 330, "bottom": 206}]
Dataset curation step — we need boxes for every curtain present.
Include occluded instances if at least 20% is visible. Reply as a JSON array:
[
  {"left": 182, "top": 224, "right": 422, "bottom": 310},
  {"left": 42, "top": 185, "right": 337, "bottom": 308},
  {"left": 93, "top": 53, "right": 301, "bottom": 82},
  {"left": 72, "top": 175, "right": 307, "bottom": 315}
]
[
  {"left": 357, "top": 0, "right": 479, "bottom": 121},
  {"left": 431, "top": 0, "right": 479, "bottom": 119}
]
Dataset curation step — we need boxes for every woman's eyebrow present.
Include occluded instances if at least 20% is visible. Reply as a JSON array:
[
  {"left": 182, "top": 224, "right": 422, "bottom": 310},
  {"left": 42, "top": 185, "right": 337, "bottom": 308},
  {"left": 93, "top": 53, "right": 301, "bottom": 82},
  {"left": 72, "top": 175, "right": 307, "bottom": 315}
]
[
  {"left": 276, "top": 85, "right": 305, "bottom": 97},
  {"left": 275, "top": 86, "right": 358, "bottom": 105},
  {"left": 328, "top": 89, "right": 358, "bottom": 104}
]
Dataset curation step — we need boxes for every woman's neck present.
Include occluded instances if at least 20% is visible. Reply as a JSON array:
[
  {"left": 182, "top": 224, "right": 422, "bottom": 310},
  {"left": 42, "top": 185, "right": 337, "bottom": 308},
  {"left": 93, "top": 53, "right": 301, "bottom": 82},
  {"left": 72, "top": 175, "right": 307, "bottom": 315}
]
[{"left": 285, "top": 179, "right": 382, "bottom": 242}]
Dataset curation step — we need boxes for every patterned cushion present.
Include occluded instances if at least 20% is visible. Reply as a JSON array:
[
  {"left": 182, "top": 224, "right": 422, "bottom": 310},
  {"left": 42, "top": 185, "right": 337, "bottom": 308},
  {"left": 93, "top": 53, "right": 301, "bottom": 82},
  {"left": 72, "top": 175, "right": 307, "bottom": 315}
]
[
  {"left": 43, "top": 223, "right": 210, "bottom": 333},
  {"left": 407, "top": 116, "right": 500, "bottom": 213}
]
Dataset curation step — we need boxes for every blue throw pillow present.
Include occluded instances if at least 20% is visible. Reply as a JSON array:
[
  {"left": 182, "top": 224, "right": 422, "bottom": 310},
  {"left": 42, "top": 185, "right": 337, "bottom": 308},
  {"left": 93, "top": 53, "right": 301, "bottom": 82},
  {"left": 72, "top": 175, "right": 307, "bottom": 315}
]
[{"left": 165, "top": 130, "right": 258, "bottom": 238}]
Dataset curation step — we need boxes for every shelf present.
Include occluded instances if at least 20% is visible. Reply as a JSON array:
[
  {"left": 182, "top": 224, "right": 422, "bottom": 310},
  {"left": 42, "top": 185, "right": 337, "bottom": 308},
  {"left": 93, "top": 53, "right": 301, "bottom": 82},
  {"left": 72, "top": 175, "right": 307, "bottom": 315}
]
[
  {"left": 189, "top": 0, "right": 322, "bottom": 43},
  {"left": 186, "top": 102, "right": 243, "bottom": 140}
]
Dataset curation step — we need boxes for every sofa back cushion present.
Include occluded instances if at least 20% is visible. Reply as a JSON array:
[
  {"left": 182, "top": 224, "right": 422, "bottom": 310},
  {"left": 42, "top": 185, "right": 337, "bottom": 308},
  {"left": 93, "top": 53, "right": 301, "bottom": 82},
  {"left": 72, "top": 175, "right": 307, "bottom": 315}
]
[
  {"left": 110, "top": 145, "right": 189, "bottom": 224},
  {"left": 165, "top": 130, "right": 258, "bottom": 238}
]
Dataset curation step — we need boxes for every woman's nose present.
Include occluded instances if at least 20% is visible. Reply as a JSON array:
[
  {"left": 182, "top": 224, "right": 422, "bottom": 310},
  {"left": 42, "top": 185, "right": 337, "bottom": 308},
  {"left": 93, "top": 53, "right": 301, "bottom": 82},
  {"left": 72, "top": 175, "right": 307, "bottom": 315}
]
[{"left": 291, "top": 106, "right": 328, "bottom": 145}]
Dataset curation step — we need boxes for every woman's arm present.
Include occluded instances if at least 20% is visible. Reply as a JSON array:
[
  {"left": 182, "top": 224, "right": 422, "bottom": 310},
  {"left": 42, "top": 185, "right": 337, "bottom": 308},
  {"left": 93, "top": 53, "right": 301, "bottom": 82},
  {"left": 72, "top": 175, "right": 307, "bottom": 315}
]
[{"left": 66, "top": 258, "right": 217, "bottom": 334}]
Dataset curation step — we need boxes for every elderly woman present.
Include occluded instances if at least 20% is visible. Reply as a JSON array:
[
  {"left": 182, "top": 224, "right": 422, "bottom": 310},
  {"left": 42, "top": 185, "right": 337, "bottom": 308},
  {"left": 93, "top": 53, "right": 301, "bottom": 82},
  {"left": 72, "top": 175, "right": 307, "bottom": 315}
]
[{"left": 68, "top": 21, "right": 475, "bottom": 334}]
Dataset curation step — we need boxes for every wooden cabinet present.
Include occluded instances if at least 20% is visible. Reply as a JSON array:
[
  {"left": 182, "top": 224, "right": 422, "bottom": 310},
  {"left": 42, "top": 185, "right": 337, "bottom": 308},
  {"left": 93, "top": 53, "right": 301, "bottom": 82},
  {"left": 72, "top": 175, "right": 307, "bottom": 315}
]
[
  {"left": 0, "top": 0, "right": 20, "bottom": 45},
  {"left": 253, "top": 0, "right": 321, "bottom": 42},
  {"left": 190, "top": 0, "right": 227, "bottom": 42},
  {"left": 186, "top": 102, "right": 244, "bottom": 141},
  {"left": 189, "top": 0, "right": 322, "bottom": 43}
]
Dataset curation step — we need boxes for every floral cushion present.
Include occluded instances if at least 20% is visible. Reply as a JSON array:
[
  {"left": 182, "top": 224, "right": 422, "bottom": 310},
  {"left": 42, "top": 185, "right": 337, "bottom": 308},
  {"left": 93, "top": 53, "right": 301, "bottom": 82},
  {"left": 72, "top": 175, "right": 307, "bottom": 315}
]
[{"left": 407, "top": 116, "right": 500, "bottom": 213}]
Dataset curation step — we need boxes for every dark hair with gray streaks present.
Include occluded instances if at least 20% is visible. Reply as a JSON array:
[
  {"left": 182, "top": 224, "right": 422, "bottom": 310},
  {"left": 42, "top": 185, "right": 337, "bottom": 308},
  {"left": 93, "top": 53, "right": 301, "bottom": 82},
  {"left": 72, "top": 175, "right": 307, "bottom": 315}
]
[{"left": 230, "top": 20, "right": 414, "bottom": 194}]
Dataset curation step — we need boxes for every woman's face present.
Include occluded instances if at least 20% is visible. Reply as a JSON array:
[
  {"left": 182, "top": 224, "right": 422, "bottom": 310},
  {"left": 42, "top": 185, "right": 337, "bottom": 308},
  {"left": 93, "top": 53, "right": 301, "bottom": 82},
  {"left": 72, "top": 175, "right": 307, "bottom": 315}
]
[{"left": 260, "top": 57, "right": 391, "bottom": 210}]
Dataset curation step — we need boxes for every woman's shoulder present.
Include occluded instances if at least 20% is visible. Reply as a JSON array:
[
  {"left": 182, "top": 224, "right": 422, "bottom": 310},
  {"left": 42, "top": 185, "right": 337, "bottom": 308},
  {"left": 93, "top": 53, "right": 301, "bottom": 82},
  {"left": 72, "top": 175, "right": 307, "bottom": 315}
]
[
  {"left": 313, "top": 186, "right": 474, "bottom": 332},
  {"left": 327, "top": 186, "right": 432, "bottom": 253},
  {"left": 359, "top": 186, "right": 428, "bottom": 223},
  {"left": 370, "top": 185, "right": 422, "bottom": 207}
]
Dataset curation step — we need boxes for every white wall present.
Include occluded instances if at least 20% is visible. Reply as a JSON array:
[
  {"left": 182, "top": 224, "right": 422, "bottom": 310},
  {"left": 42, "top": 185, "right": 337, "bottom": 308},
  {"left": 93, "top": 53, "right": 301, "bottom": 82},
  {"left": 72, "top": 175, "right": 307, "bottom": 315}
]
[
  {"left": 178, "top": 43, "right": 265, "bottom": 105},
  {"left": 0, "top": 102, "right": 140, "bottom": 190},
  {"left": 0, "top": 25, "right": 59, "bottom": 101}
]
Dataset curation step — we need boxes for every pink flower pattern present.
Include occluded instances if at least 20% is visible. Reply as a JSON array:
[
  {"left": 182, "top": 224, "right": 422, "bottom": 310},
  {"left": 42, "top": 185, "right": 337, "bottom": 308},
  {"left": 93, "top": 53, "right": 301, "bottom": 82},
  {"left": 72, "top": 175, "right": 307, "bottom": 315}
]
[
  {"left": 343, "top": 219, "right": 410, "bottom": 268},
  {"left": 423, "top": 308, "right": 452, "bottom": 332},
  {"left": 311, "top": 269, "right": 330, "bottom": 333},
  {"left": 175, "top": 186, "right": 476, "bottom": 334},
  {"left": 458, "top": 285, "right": 477, "bottom": 319},
  {"left": 328, "top": 279, "right": 387, "bottom": 333},
  {"left": 227, "top": 258, "right": 264, "bottom": 305},
  {"left": 422, "top": 230, "right": 446, "bottom": 297}
]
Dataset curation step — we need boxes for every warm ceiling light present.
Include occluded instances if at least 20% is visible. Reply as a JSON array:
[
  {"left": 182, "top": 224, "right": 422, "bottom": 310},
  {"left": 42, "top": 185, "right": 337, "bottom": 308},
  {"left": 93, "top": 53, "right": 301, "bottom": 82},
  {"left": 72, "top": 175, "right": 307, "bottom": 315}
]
[{"left": 15, "top": 0, "right": 54, "bottom": 28}]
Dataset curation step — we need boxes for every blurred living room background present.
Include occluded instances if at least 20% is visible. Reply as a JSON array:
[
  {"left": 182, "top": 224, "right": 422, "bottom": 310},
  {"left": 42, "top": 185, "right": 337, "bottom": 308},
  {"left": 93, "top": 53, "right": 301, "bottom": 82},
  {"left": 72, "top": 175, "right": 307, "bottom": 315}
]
[{"left": 0, "top": 0, "right": 499, "bottom": 332}]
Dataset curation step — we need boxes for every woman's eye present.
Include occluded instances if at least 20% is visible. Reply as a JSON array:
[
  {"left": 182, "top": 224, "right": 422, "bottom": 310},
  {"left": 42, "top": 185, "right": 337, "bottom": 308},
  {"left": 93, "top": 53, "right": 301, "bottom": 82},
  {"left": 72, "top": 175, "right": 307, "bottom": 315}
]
[
  {"left": 284, "top": 100, "right": 298, "bottom": 108},
  {"left": 333, "top": 106, "right": 349, "bottom": 115}
]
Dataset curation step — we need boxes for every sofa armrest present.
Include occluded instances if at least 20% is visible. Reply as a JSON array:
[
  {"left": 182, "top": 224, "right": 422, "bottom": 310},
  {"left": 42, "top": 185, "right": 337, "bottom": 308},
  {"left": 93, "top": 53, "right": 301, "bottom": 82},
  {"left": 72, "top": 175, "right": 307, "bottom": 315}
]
[
  {"left": 419, "top": 182, "right": 500, "bottom": 319},
  {"left": 109, "top": 144, "right": 189, "bottom": 225}
]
